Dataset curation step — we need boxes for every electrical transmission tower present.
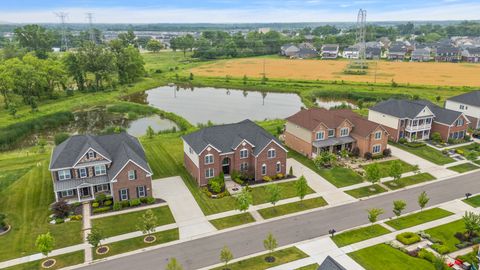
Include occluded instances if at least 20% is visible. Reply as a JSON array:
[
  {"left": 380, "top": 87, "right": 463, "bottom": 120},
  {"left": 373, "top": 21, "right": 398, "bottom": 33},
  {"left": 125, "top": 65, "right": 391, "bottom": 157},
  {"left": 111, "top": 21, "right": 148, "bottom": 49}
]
[
  {"left": 355, "top": 9, "right": 367, "bottom": 69},
  {"left": 55, "top": 12, "right": 68, "bottom": 51},
  {"left": 86, "top": 13, "right": 95, "bottom": 43}
]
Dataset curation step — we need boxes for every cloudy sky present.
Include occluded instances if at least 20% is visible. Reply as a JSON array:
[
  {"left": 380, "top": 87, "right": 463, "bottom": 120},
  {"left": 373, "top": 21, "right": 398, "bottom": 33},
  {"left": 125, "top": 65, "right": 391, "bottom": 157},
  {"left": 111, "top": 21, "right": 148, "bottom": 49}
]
[{"left": 1, "top": 0, "right": 479, "bottom": 23}]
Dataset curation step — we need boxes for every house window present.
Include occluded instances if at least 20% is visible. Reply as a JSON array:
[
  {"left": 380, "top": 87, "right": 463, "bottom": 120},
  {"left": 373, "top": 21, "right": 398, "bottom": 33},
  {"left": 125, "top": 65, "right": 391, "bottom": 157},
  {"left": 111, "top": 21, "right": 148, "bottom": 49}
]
[
  {"left": 426, "top": 118, "right": 432, "bottom": 124},
  {"left": 413, "top": 120, "right": 418, "bottom": 126},
  {"left": 328, "top": 129, "right": 335, "bottom": 138},
  {"left": 240, "top": 162, "right": 248, "bottom": 172},
  {"left": 60, "top": 190, "right": 74, "bottom": 197},
  {"left": 205, "top": 168, "right": 214, "bottom": 179},
  {"left": 58, "top": 170, "right": 71, "bottom": 181},
  {"left": 128, "top": 170, "right": 137, "bottom": 180},
  {"left": 88, "top": 151, "right": 95, "bottom": 159},
  {"left": 119, "top": 189, "right": 129, "bottom": 201},
  {"left": 460, "top": 105, "right": 465, "bottom": 110},
  {"left": 372, "top": 145, "right": 381, "bottom": 154},
  {"left": 267, "top": 149, "right": 276, "bottom": 158},
  {"left": 316, "top": 132, "right": 325, "bottom": 140},
  {"left": 374, "top": 131, "right": 382, "bottom": 140},
  {"left": 240, "top": 149, "right": 248, "bottom": 159},
  {"left": 276, "top": 162, "right": 281, "bottom": 173},
  {"left": 204, "top": 154, "right": 214, "bottom": 165},
  {"left": 137, "top": 186, "right": 146, "bottom": 198},
  {"left": 340, "top": 128, "right": 349, "bottom": 137},
  {"left": 261, "top": 164, "right": 267, "bottom": 175},
  {"left": 96, "top": 184, "right": 109, "bottom": 192},
  {"left": 79, "top": 168, "right": 87, "bottom": 178},
  {"left": 94, "top": 165, "right": 106, "bottom": 176},
  {"left": 424, "top": 130, "right": 430, "bottom": 137},
  {"left": 457, "top": 118, "right": 464, "bottom": 126}
]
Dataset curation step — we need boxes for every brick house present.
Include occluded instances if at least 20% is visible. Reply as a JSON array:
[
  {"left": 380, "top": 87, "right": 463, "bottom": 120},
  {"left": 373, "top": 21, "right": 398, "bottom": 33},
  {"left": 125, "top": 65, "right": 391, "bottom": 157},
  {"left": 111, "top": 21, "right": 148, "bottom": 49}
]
[
  {"left": 445, "top": 90, "right": 480, "bottom": 129},
  {"left": 284, "top": 108, "right": 389, "bottom": 158},
  {"left": 435, "top": 45, "right": 461, "bottom": 62},
  {"left": 182, "top": 120, "right": 287, "bottom": 186},
  {"left": 368, "top": 99, "right": 469, "bottom": 142},
  {"left": 49, "top": 133, "right": 153, "bottom": 203}
]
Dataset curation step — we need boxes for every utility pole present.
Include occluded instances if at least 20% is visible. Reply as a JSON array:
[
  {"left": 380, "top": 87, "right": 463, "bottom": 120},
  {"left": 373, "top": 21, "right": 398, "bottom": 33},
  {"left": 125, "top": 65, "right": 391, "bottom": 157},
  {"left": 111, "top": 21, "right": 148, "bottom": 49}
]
[
  {"left": 86, "top": 13, "right": 95, "bottom": 43},
  {"left": 55, "top": 12, "right": 68, "bottom": 51}
]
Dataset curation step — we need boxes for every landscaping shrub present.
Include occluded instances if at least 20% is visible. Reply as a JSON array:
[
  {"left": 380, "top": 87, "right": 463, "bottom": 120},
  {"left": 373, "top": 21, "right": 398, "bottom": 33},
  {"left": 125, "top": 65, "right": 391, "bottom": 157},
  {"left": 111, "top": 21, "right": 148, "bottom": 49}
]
[
  {"left": 396, "top": 232, "right": 421, "bottom": 245},
  {"left": 454, "top": 232, "right": 468, "bottom": 242},
  {"left": 146, "top": 197, "right": 156, "bottom": 204},
  {"left": 405, "top": 141, "right": 426, "bottom": 148},
  {"left": 113, "top": 202, "right": 122, "bottom": 211},
  {"left": 351, "top": 147, "right": 360, "bottom": 157},
  {"left": 431, "top": 132, "right": 442, "bottom": 143},
  {"left": 51, "top": 201, "right": 71, "bottom": 218},
  {"left": 364, "top": 152, "right": 373, "bottom": 160},
  {"left": 456, "top": 149, "right": 464, "bottom": 155},
  {"left": 95, "top": 194, "right": 107, "bottom": 204},
  {"left": 455, "top": 242, "right": 473, "bottom": 249},
  {"left": 69, "top": 215, "right": 83, "bottom": 221},
  {"left": 129, "top": 199, "right": 141, "bottom": 207},
  {"left": 276, "top": 173, "right": 284, "bottom": 179},
  {"left": 398, "top": 138, "right": 407, "bottom": 144},
  {"left": 418, "top": 249, "right": 436, "bottom": 263},
  {"left": 104, "top": 200, "right": 112, "bottom": 206},
  {"left": 382, "top": 148, "right": 392, "bottom": 157},
  {"left": 140, "top": 197, "right": 148, "bottom": 204},
  {"left": 92, "top": 202, "right": 100, "bottom": 208},
  {"left": 55, "top": 218, "right": 65, "bottom": 224},
  {"left": 121, "top": 201, "right": 130, "bottom": 208},
  {"left": 92, "top": 207, "right": 111, "bottom": 214},
  {"left": 209, "top": 177, "right": 223, "bottom": 193},
  {"left": 431, "top": 243, "right": 450, "bottom": 254},
  {"left": 54, "top": 133, "right": 70, "bottom": 145},
  {"left": 262, "top": 176, "right": 272, "bottom": 182}
]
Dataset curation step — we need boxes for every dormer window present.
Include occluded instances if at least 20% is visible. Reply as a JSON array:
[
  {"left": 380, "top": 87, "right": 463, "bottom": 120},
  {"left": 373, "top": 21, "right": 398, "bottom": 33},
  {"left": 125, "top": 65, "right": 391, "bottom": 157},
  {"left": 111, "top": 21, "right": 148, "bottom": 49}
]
[
  {"left": 340, "top": 128, "right": 349, "bottom": 137},
  {"left": 88, "top": 151, "right": 95, "bottom": 159},
  {"left": 316, "top": 132, "right": 324, "bottom": 140},
  {"left": 328, "top": 129, "right": 335, "bottom": 138}
]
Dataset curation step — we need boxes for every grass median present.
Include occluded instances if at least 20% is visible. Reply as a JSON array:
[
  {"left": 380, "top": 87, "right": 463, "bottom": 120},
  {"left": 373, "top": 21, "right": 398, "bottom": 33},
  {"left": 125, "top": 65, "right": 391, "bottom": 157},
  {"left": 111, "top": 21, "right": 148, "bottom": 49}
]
[
  {"left": 345, "top": 184, "right": 387, "bottom": 198},
  {"left": 447, "top": 163, "right": 480, "bottom": 173},
  {"left": 332, "top": 224, "right": 391, "bottom": 247},
  {"left": 258, "top": 197, "right": 328, "bottom": 219},
  {"left": 383, "top": 173, "right": 436, "bottom": 190},
  {"left": 385, "top": 208, "right": 453, "bottom": 230},
  {"left": 5, "top": 251, "right": 84, "bottom": 270},
  {"left": 209, "top": 213, "right": 256, "bottom": 230}
]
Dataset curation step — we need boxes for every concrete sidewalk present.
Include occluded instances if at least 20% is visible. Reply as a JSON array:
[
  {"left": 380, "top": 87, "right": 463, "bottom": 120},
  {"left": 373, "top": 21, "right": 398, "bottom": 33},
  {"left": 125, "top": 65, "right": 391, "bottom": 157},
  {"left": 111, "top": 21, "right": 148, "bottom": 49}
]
[{"left": 152, "top": 176, "right": 216, "bottom": 239}]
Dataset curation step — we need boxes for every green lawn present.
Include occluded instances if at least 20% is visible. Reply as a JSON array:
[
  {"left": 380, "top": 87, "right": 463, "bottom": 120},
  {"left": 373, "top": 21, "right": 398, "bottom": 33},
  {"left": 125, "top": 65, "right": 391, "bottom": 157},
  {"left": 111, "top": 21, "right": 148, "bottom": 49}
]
[
  {"left": 385, "top": 208, "right": 454, "bottom": 230},
  {"left": 288, "top": 149, "right": 364, "bottom": 187},
  {"left": 463, "top": 194, "right": 480, "bottom": 207},
  {"left": 296, "top": 264, "right": 320, "bottom": 270},
  {"left": 447, "top": 163, "right": 480, "bottom": 173},
  {"left": 0, "top": 151, "right": 84, "bottom": 261},
  {"left": 349, "top": 244, "right": 435, "bottom": 270},
  {"left": 345, "top": 184, "right": 388, "bottom": 198},
  {"left": 425, "top": 219, "right": 464, "bottom": 253},
  {"left": 331, "top": 224, "right": 391, "bottom": 247},
  {"left": 250, "top": 180, "right": 315, "bottom": 205},
  {"left": 258, "top": 197, "right": 328, "bottom": 219},
  {"left": 383, "top": 173, "right": 436, "bottom": 190},
  {"left": 210, "top": 247, "right": 308, "bottom": 270},
  {"left": 141, "top": 134, "right": 237, "bottom": 215},
  {"left": 92, "top": 205, "right": 175, "bottom": 237},
  {"left": 4, "top": 251, "right": 84, "bottom": 270},
  {"left": 209, "top": 213, "right": 256, "bottom": 230},
  {"left": 93, "top": 228, "right": 179, "bottom": 260},
  {"left": 391, "top": 143, "right": 455, "bottom": 165},
  {"left": 363, "top": 159, "right": 415, "bottom": 178}
]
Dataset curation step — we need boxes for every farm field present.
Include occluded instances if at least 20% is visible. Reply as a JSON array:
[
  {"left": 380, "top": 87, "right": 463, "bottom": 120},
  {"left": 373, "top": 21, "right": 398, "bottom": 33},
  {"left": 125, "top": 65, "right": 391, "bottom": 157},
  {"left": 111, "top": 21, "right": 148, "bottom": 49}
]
[{"left": 191, "top": 58, "right": 480, "bottom": 87}]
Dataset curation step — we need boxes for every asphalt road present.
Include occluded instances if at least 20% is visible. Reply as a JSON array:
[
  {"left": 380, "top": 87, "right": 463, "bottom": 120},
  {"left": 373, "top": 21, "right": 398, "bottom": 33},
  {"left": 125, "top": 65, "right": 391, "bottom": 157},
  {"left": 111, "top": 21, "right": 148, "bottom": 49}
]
[{"left": 81, "top": 171, "right": 480, "bottom": 270}]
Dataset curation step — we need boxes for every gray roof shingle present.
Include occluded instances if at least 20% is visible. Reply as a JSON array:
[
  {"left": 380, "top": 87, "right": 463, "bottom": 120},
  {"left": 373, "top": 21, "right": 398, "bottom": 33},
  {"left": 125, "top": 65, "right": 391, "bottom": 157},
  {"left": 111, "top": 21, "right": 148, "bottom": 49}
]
[
  {"left": 448, "top": 90, "right": 480, "bottom": 107},
  {"left": 413, "top": 100, "right": 465, "bottom": 125},
  {"left": 370, "top": 99, "right": 434, "bottom": 119},
  {"left": 318, "top": 256, "right": 347, "bottom": 270},
  {"left": 50, "top": 133, "right": 152, "bottom": 178},
  {"left": 182, "top": 119, "right": 284, "bottom": 156}
]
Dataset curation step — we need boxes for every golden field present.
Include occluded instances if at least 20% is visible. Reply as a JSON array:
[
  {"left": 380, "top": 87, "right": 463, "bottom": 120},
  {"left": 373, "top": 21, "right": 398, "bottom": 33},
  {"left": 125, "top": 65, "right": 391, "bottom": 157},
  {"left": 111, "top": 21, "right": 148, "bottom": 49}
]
[{"left": 191, "top": 58, "right": 480, "bottom": 87}]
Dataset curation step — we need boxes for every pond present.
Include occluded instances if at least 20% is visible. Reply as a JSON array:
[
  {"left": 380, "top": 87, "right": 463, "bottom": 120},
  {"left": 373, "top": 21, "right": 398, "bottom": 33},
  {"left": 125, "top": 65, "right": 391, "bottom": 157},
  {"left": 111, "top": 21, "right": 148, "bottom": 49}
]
[
  {"left": 125, "top": 85, "right": 305, "bottom": 125},
  {"left": 126, "top": 115, "right": 178, "bottom": 136},
  {"left": 316, "top": 98, "right": 358, "bottom": 110}
]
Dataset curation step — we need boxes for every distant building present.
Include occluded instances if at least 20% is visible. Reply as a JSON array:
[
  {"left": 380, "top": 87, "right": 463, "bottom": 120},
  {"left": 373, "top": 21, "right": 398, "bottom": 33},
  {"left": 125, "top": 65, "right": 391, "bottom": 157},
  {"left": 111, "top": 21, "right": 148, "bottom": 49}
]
[
  {"left": 387, "top": 45, "right": 407, "bottom": 61},
  {"left": 280, "top": 44, "right": 300, "bottom": 57},
  {"left": 343, "top": 46, "right": 359, "bottom": 59},
  {"left": 462, "top": 47, "right": 480, "bottom": 63},
  {"left": 321, "top": 44, "right": 340, "bottom": 59},
  {"left": 411, "top": 47, "right": 432, "bottom": 62},
  {"left": 435, "top": 45, "right": 461, "bottom": 62},
  {"left": 366, "top": 47, "right": 381, "bottom": 59},
  {"left": 258, "top": 28, "right": 271, "bottom": 34},
  {"left": 446, "top": 91, "right": 480, "bottom": 129}
]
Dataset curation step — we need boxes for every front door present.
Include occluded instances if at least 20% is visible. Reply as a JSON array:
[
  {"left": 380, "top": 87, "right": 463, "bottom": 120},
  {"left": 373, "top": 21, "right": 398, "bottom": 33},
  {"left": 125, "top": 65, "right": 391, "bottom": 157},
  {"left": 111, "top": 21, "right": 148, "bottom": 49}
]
[
  {"left": 222, "top": 158, "right": 230, "bottom": 175},
  {"left": 81, "top": 187, "right": 90, "bottom": 197}
]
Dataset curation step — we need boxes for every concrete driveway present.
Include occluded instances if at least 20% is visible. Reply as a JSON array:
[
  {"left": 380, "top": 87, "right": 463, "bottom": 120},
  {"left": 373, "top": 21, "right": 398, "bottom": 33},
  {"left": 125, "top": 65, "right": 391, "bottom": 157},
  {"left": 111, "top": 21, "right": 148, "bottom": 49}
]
[{"left": 152, "top": 176, "right": 216, "bottom": 239}]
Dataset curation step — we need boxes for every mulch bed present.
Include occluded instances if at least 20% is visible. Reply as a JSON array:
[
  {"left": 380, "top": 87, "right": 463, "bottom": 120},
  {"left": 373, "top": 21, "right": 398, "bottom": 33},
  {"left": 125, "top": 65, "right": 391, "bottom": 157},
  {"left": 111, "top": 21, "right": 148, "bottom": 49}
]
[
  {"left": 0, "top": 225, "right": 11, "bottom": 236},
  {"left": 144, "top": 235, "right": 157, "bottom": 243},
  {"left": 96, "top": 246, "right": 110, "bottom": 255},
  {"left": 41, "top": 258, "right": 56, "bottom": 269},
  {"left": 264, "top": 256, "right": 276, "bottom": 263}
]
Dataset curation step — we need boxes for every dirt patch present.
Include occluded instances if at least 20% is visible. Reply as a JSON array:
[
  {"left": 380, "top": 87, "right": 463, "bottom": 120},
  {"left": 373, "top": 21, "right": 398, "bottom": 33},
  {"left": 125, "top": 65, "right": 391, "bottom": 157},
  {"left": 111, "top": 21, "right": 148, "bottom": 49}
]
[{"left": 191, "top": 58, "right": 480, "bottom": 87}]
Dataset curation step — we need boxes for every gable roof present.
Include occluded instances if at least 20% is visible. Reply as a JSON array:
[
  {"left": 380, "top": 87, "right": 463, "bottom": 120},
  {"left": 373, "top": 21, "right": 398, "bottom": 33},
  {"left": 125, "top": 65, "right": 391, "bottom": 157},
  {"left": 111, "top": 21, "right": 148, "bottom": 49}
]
[
  {"left": 321, "top": 44, "right": 339, "bottom": 51},
  {"left": 412, "top": 100, "right": 468, "bottom": 125},
  {"left": 318, "top": 256, "right": 347, "bottom": 270},
  {"left": 448, "top": 90, "right": 480, "bottom": 107},
  {"left": 332, "top": 109, "right": 388, "bottom": 137},
  {"left": 50, "top": 133, "right": 152, "bottom": 178},
  {"left": 182, "top": 119, "right": 284, "bottom": 156},
  {"left": 370, "top": 99, "right": 434, "bottom": 119},
  {"left": 286, "top": 108, "right": 348, "bottom": 131}
]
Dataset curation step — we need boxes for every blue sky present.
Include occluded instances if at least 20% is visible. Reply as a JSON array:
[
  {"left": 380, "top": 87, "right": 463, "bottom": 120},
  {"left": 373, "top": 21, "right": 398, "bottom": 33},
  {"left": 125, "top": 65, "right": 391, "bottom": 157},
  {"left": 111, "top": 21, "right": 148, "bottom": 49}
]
[{"left": 1, "top": 0, "right": 479, "bottom": 23}]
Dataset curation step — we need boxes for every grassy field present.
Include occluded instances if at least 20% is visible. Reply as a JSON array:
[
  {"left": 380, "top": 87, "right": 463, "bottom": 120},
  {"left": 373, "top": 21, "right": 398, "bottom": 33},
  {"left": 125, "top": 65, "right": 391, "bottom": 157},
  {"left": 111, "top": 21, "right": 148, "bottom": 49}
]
[
  {"left": 296, "top": 264, "right": 320, "bottom": 270},
  {"left": 391, "top": 143, "right": 455, "bottom": 165},
  {"left": 93, "top": 228, "right": 179, "bottom": 260},
  {"left": 349, "top": 244, "right": 435, "bottom": 270},
  {"left": 383, "top": 173, "right": 436, "bottom": 190},
  {"left": 385, "top": 208, "right": 454, "bottom": 230},
  {"left": 287, "top": 149, "right": 364, "bottom": 187},
  {"left": 463, "top": 194, "right": 480, "bottom": 207},
  {"left": 345, "top": 184, "right": 388, "bottom": 198},
  {"left": 209, "top": 213, "right": 256, "bottom": 230},
  {"left": 92, "top": 206, "right": 175, "bottom": 237},
  {"left": 250, "top": 180, "right": 315, "bottom": 205},
  {"left": 258, "top": 197, "right": 328, "bottom": 219},
  {"left": 5, "top": 251, "right": 84, "bottom": 270},
  {"left": 447, "top": 163, "right": 480, "bottom": 173},
  {"left": 425, "top": 219, "right": 464, "bottom": 253},
  {"left": 363, "top": 159, "right": 415, "bottom": 178},
  {"left": 210, "top": 247, "right": 308, "bottom": 270},
  {"left": 331, "top": 224, "right": 391, "bottom": 247},
  {"left": 0, "top": 148, "right": 83, "bottom": 261}
]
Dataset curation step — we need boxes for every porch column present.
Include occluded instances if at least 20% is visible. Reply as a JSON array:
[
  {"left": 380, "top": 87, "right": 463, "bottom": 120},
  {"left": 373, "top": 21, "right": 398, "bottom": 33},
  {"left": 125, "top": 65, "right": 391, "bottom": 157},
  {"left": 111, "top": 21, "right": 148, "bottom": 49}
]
[
  {"left": 90, "top": 185, "right": 94, "bottom": 199},
  {"left": 54, "top": 191, "right": 59, "bottom": 202},
  {"left": 109, "top": 183, "right": 114, "bottom": 198},
  {"left": 77, "top": 187, "right": 81, "bottom": 201}
]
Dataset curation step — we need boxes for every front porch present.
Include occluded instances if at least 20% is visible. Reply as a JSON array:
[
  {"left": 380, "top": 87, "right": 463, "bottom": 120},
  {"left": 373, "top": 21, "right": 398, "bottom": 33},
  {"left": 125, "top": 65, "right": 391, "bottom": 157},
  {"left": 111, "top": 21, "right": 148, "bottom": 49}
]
[
  {"left": 312, "top": 136, "right": 355, "bottom": 158},
  {"left": 400, "top": 129, "right": 430, "bottom": 142},
  {"left": 54, "top": 176, "right": 113, "bottom": 203}
]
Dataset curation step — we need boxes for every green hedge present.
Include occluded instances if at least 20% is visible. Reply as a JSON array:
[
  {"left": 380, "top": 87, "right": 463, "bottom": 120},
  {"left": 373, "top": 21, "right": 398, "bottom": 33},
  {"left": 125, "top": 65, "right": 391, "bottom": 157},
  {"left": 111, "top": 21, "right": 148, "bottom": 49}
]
[{"left": 396, "top": 232, "right": 421, "bottom": 245}]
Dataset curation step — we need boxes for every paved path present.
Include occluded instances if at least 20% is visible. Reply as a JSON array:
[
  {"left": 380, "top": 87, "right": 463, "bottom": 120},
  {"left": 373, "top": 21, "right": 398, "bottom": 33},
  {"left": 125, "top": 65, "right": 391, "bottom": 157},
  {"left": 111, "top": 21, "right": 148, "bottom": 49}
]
[
  {"left": 83, "top": 203, "right": 93, "bottom": 263},
  {"left": 152, "top": 176, "right": 216, "bottom": 239},
  {"left": 389, "top": 145, "right": 458, "bottom": 179},
  {"left": 79, "top": 170, "right": 480, "bottom": 270},
  {"left": 287, "top": 158, "right": 356, "bottom": 205}
]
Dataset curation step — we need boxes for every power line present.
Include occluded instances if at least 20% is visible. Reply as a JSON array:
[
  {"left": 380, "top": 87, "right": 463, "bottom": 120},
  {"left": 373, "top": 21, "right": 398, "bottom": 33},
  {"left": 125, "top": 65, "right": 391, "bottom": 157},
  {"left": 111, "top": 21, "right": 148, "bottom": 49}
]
[
  {"left": 55, "top": 12, "right": 68, "bottom": 51},
  {"left": 86, "top": 12, "right": 95, "bottom": 43}
]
